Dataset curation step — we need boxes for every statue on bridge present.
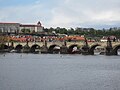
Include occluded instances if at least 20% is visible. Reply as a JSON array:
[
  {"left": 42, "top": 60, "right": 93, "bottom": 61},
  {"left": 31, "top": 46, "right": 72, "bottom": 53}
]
[
  {"left": 81, "top": 38, "right": 90, "bottom": 55},
  {"left": 105, "top": 37, "right": 113, "bottom": 55}
]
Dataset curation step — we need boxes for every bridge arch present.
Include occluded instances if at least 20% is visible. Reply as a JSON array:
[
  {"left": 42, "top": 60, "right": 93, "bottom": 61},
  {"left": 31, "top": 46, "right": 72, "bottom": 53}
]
[
  {"left": 0, "top": 44, "right": 9, "bottom": 49},
  {"left": 68, "top": 44, "right": 80, "bottom": 54},
  {"left": 30, "top": 44, "right": 40, "bottom": 53},
  {"left": 48, "top": 44, "right": 60, "bottom": 54},
  {"left": 15, "top": 44, "right": 23, "bottom": 53},
  {"left": 89, "top": 44, "right": 101, "bottom": 55},
  {"left": 113, "top": 45, "right": 120, "bottom": 55}
]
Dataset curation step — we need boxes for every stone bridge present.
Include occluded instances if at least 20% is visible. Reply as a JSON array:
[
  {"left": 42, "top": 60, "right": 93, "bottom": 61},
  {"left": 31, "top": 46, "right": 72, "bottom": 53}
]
[
  {"left": 1, "top": 40, "right": 120, "bottom": 55},
  {"left": 7, "top": 41, "right": 120, "bottom": 48}
]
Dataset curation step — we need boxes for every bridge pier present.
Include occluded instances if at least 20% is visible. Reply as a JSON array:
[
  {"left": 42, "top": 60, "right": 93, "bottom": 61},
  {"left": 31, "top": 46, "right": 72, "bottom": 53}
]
[
  {"left": 105, "top": 37, "right": 114, "bottom": 55},
  {"left": 60, "top": 41, "right": 68, "bottom": 54},
  {"left": 40, "top": 40, "right": 48, "bottom": 54},
  {"left": 9, "top": 42, "right": 14, "bottom": 50},
  {"left": 22, "top": 41, "right": 31, "bottom": 53},
  {"left": 81, "top": 38, "right": 90, "bottom": 55}
]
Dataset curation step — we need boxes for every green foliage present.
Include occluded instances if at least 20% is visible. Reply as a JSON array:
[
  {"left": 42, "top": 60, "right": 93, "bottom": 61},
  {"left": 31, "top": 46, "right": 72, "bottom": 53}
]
[
  {"left": 44, "top": 27, "right": 120, "bottom": 38},
  {"left": 0, "top": 36, "right": 8, "bottom": 43},
  {"left": 21, "top": 29, "right": 30, "bottom": 33}
]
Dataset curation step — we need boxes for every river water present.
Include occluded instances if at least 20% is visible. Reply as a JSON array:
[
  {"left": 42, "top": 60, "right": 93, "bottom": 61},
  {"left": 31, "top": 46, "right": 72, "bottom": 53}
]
[{"left": 0, "top": 53, "right": 120, "bottom": 90}]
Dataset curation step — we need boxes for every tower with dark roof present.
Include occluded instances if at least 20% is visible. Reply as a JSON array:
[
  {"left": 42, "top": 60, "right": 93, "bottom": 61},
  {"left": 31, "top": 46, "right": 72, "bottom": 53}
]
[
  {"left": 36, "top": 21, "right": 43, "bottom": 32},
  {"left": 37, "top": 21, "right": 42, "bottom": 27}
]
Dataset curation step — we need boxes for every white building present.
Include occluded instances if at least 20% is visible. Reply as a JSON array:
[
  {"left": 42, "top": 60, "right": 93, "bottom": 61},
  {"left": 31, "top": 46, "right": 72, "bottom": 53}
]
[
  {"left": 0, "top": 21, "right": 43, "bottom": 33},
  {"left": 20, "top": 21, "right": 43, "bottom": 33},
  {"left": 100, "top": 36, "right": 117, "bottom": 42},
  {"left": 0, "top": 22, "right": 20, "bottom": 33}
]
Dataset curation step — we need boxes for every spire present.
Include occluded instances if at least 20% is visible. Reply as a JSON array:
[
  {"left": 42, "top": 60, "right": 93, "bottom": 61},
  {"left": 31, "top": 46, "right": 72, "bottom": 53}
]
[{"left": 37, "top": 21, "right": 41, "bottom": 26}]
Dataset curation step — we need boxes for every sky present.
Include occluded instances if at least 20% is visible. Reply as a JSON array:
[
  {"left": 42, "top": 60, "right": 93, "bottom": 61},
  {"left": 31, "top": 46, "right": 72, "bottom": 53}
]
[{"left": 0, "top": 0, "right": 120, "bottom": 29}]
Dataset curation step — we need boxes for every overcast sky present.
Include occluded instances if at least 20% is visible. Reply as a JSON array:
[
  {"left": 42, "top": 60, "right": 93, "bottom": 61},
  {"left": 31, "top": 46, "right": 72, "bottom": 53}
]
[{"left": 0, "top": 0, "right": 120, "bottom": 29}]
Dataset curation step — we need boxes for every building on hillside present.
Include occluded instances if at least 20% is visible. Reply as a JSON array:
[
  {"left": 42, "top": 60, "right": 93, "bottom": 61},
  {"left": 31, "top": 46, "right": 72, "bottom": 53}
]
[
  {"left": 0, "top": 21, "right": 43, "bottom": 33},
  {"left": 0, "top": 22, "right": 20, "bottom": 33},
  {"left": 20, "top": 21, "right": 43, "bottom": 33},
  {"left": 100, "top": 36, "right": 117, "bottom": 42}
]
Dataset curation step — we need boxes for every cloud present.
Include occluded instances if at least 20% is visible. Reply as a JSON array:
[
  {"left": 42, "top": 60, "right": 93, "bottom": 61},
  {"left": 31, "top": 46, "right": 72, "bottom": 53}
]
[
  {"left": 0, "top": 3, "right": 51, "bottom": 25},
  {"left": 0, "top": 0, "right": 120, "bottom": 29},
  {"left": 49, "top": 0, "right": 120, "bottom": 28}
]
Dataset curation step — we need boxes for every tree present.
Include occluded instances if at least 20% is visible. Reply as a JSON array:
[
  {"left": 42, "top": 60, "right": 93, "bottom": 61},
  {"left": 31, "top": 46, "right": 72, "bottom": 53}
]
[
  {"left": 0, "top": 36, "right": 8, "bottom": 44},
  {"left": 21, "top": 29, "right": 30, "bottom": 33},
  {"left": 49, "top": 27, "right": 55, "bottom": 33},
  {"left": 67, "top": 28, "right": 75, "bottom": 35}
]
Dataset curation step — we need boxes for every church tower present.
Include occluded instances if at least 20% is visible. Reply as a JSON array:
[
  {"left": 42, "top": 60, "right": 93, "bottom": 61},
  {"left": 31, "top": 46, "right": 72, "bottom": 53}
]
[{"left": 36, "top": 21, "right": 43, "bottom": 32}]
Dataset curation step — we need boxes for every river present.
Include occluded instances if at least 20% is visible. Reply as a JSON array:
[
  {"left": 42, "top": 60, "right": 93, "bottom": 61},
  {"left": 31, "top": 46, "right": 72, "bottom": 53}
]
[{"left": 0, "top": 53, "right": 120, "bottom": 90}]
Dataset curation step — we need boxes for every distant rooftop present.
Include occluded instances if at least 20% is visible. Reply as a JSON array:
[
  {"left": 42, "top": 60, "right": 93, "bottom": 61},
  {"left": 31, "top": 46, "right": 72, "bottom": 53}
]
[
  {"left": 0, "top": 22, "right": 20, "bottom": 24},
  {"left": 20, "top": 24, "right": 37, "bottom": 27},
  {"left": 0, "top": 21, "right": 42, "bottom": 27}
]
